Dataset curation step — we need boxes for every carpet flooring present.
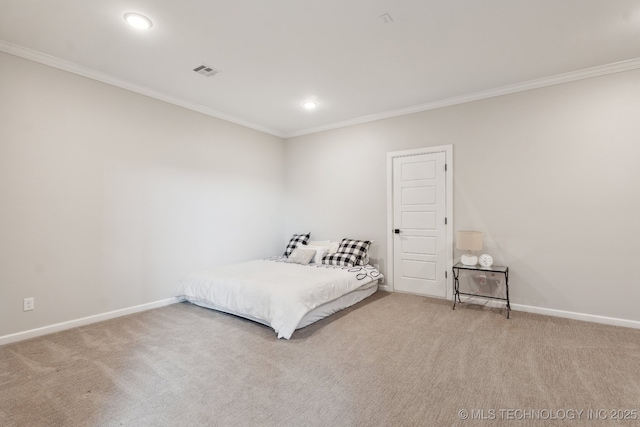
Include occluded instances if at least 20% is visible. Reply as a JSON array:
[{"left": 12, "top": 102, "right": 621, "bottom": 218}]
[{"left": 1, "top": 291, "right": 639, "bottom": 426}]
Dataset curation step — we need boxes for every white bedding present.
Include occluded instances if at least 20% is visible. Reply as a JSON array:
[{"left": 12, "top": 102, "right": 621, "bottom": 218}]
[{"left": 176, "top": 259, "right": 382, "bottom": 339}]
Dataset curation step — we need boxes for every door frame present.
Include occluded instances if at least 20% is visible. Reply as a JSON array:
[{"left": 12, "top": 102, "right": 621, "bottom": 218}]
[{"left": 386, "top": 145, "right": 454, "bottom": 299}]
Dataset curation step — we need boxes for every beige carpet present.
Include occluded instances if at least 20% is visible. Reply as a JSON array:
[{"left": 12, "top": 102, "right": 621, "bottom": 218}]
[{"left": 1, "top": 292, "right": 639, "bottom": 426}]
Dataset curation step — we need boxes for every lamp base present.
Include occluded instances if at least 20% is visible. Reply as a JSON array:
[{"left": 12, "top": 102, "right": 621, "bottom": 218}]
[{"left": 460, "top": 254, "right": 478, "bottom": 266}]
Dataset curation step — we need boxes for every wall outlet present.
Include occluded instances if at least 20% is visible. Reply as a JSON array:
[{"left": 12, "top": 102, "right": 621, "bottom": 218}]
[{"left": 23, "top": 297, "right": 34, "bottom": 311}]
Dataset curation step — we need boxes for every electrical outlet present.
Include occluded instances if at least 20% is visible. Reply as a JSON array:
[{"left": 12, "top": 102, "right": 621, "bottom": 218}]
[{"left": 23, "top": 297, "right": 34, "bottom": 312}]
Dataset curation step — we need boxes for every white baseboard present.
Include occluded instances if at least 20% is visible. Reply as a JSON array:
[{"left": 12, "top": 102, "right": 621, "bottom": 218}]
[
  {"left": 454, "top": 295, "right": 640, "bottom": 330},
  {"left": 377, "top": 283, "right": 392, "bottom": 292},
  {"left": 4, "top": 294, "right": 637, "bottom": 347},
  {"left": 511, "top": 303, "right": 640, "bottom": 330},
  {"left": 0, "top": 297, "right": 182, "bottom": 347}
]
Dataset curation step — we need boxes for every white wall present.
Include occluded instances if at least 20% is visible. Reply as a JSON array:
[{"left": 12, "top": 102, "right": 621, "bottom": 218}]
[
  {"left": 3, "top": 49, "right": 639, "bottom": 340},
  {"left": 0, "top": 52, "right": 286, "bottom": 337},
  {"left": 285, "top": 68, "right": 640, "bottom": 325}
]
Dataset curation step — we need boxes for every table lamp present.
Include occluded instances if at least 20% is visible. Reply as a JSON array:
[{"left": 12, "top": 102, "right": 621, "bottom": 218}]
[{"left": 456, "top": 231, "right": 483, "bottom": 266}]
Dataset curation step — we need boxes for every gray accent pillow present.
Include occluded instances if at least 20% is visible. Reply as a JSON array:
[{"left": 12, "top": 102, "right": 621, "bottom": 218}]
[{"left": 287, "top": 247, "right": 317, "bottom": 265}]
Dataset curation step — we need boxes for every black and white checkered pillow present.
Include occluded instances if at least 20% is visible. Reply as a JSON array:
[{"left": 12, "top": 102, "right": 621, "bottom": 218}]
[
  {"left": 336, "top": 238, "right": 372, "bottom": 266},
  {"left": 321, "top": 252, "right": 358, "bottom": 267},
  {"left": 283, "top": 233, "right": 310, "bottom": 258}
]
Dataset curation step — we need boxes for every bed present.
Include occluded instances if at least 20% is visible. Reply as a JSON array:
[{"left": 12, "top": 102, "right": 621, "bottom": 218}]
[{"left": 176, "top": 236, "right": 382, "bottom": 339}]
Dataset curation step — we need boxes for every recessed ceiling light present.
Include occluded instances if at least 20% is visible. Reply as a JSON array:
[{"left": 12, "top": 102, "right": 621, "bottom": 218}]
[
  {"left": 302, "top": 101, "right": 318, "bottom": 110},
  {"left": 124, "top": 13, "right": 153, "bottom": 30}
]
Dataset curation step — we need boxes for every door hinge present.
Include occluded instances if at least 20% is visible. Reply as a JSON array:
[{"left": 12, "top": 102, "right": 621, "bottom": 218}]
[
  {"left": 445, "top": 271, "right": 448, "bottom": 279},
  {"left": 444, "top": 164, "right": 447, "bottom": 172},
  {"left": 444, "top": 217, "right": 448, "bottom": 225}
]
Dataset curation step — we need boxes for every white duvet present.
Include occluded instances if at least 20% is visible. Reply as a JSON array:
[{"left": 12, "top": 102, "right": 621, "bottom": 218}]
[{"left": 176, "top": 259, "right": 380, "bottom": 339}]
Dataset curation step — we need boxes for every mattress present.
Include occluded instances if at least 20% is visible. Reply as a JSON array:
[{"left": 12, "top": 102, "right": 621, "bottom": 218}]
[
  {"left": 295, "top": 279, "right": 378, "bottom": 329},
  {"left": 176, "top": 259, "right": 382, "bottom": 339}
]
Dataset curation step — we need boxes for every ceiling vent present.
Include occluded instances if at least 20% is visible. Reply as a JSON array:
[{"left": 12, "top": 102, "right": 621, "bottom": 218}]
[
  {"left": 193, "top": 64, "right": 219, "bottom": 77},
  {"left": 379, "top": 13, "right": 393, "bottom": 23}
]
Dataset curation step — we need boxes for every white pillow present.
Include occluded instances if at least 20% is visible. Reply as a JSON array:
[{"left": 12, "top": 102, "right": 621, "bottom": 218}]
[
  {"left": 327, "top": 241, "right": 340, "bottom": 254},
  {"left": 304, "top": 244, "right": 330, "bottom": 264},
  {"left": 305, "top": 240, "right": 341, "bottom": 255}
]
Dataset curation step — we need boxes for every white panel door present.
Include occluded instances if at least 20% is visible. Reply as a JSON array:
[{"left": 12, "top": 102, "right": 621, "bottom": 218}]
[{"left": 393, "top": 152, "right": 446, "bottom": 297}]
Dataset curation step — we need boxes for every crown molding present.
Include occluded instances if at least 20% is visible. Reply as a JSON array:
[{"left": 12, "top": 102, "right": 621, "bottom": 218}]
[
  {"left": 0, "top": 40, "right": 285, "bottom": 138},
  {"left": 3, "top": 39, "right": 639, "bottom": 141},
  {"left": 284, "top": 57, "right": 640, "bottom": 138}
]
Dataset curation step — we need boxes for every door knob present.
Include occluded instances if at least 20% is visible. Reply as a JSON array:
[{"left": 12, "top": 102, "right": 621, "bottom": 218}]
[{"left": 394, "top": 229, "right": 401, "bottom": 234}]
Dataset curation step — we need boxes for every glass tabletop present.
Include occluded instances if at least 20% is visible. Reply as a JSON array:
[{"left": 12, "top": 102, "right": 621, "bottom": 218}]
[{"left": 453, "top": 262, "right": 508, "bottom": 273}]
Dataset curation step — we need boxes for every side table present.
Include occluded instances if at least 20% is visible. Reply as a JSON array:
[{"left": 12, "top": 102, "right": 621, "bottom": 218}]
[{"left": 452, "top": 262, "right": 510, "bottom": 318}]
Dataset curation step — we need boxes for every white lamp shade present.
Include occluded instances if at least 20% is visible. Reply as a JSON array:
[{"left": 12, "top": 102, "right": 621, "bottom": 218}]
[{"left": 456, "top": 231, "right": 483, "bottom": 251}]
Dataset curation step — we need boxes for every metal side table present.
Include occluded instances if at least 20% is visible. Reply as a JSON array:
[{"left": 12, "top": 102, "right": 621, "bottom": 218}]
[{"left": 452, "top": 262, "right": 510, "bottom": 318}]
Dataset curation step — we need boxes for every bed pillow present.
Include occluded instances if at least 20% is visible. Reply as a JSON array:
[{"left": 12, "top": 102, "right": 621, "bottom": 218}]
[
  {"left": 283, "top": 233, "right": 310, "bottom": 258},
  {"left": 303, "top": 245, "right": 330, "bottom": 264},
  {"left": 327, "top": 241, "right": 340, "bottom": 254},
  {"left": 336, "top": 238, "right": 372, "bottom": 266},
  {"left": 287, "top": 247, "right": 317, "bottom": 265},
  {"left": 309, "top": 240, "right": 340, "bottom": 254},
  {"left": 321, "top": 252, "right": 358, "bottom": 267},
  {"left": 361, "top": 253, "right": 370, "bottom": 266}
]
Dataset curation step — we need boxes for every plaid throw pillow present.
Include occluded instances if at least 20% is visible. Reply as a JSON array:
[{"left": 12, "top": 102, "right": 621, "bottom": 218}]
[
  {"left": 322, "top": 252, "right": 358, "bottom": 267},
  {"left": 283, "top": 233, "right": 310, "bottom": 258},
  {"left": 337, "top": 238, "right": 372, "bottom": 266}
]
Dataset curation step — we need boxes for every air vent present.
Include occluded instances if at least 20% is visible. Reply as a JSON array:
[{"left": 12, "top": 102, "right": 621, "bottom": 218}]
[
  {"left": 193, "top": 64, "right": 219, "bottom": 77},
  {"left": 379, "top": 13, "right": 393, "bottom": 23}
]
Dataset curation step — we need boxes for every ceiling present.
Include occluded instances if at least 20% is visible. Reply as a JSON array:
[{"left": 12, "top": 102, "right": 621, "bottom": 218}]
[{"left": 1, "top": 0, "right": 640, "bottom": 138}]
